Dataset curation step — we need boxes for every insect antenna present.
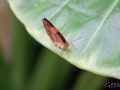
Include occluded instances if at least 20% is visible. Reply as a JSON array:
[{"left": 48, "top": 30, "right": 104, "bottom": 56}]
[
  {"left": 70, "top": 36, "right": 82, "bottom": 42},
  {"left": 69, "top": 36, "right": 82, "bottom": 49}
]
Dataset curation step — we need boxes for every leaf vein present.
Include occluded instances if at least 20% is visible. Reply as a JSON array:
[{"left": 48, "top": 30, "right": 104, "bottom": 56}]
[{"left": 82, "top": 0, "right": 119, "bottom": 54}]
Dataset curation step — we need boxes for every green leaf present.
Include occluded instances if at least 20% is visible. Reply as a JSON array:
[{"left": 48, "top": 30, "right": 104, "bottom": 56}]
[
  {"left": 71, "top": 71, "right": 109, "bottom": 90},
  {"left": 11, "top": 13, "right": 39, "bottom": 90},
  {"left": 0, "top": 50, "right": 13, "bottom": 90},
  {"left": 7, "top": 0, "right": 120, "bottom": 79}
]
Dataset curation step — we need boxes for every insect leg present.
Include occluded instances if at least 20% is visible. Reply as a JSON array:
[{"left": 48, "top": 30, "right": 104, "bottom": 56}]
[
  {"left": 65, "top": 49, "right": 69, "bottom": 59},
  {"left": 60, "top": 49, "right": 64, "bottom": 55},
  {"left": 69, "top": 42, "right": 77, "bottom": 49}
]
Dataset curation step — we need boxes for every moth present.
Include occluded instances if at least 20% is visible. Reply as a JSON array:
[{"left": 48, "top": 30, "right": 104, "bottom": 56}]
[{"left": 42, "top": 18, "right": 81, "bottom": 58}]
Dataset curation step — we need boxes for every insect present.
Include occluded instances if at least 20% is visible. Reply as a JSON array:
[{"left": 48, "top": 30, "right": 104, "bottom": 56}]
[{"left": 42, "top": 18, "right": 81, "bottom": 59}]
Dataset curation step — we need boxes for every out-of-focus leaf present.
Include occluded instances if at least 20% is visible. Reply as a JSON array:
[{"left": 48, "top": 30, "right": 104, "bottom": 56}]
[
  {"left": 72, "top": 71, "right": 109, "bottom": 90},
  {"left": 11, "top": 13, "right": 39, "bottom": 90},
  {"left": 0, "top": 51, "right": 12, "bottom": 90}
]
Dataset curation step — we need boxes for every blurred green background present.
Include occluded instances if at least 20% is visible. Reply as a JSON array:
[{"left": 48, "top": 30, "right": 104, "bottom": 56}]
[{"left": 0, "top": 0, "right": 120, "bottom": 90}]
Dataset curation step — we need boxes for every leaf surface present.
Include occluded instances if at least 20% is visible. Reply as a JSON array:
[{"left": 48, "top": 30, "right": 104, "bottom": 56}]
[{"left": 8, "top": 0, "right": 120, "bottom": 79}]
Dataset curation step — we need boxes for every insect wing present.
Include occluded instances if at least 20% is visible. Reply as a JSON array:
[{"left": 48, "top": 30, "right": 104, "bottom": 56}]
[{"left": 42, "top": 18, "right": 66, "bottom": 48}]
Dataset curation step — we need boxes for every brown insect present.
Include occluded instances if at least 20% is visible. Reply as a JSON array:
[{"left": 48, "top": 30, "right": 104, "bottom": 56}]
[{"left": 42, "top": 18, "right": 81, "bottom": 58}]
